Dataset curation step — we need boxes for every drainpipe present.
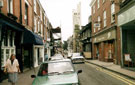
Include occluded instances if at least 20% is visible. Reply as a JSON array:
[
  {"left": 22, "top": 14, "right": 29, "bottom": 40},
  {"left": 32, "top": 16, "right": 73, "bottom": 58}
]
[
  {"left": 0, "top": 42, "right": 1, "bottom": 82},
  {"left": 20, "top": 0, "right": 22, "bottom": 24}
]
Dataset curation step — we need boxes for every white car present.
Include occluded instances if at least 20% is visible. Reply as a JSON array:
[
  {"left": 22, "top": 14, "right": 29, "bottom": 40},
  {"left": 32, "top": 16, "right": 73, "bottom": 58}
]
[
  {"left": 67, "top": 53, "right": 72, "bottom": 59},
  {"left": 50, "top": 54, "right": 64, "bottom": 61},
  {"left": 31, "top": 59, "right": 82, "bottom": 85},
  {"left": 71, "top": 53, "right": 85, "bottom": 64}
]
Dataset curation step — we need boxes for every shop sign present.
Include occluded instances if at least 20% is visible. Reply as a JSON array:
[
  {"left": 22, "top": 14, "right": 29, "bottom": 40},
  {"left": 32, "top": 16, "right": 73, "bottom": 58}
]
[
  {"left": 93, "top": 29, "right": 116, "bottom": 43},
  {"left": 124, "top": 54, "right": 131, "bottom": 61},
  {"left": 118, "top": 4, "right": 135, "bottom": 26},
  {"left": 94, "top": 23, "right": 100, "bottom": 28}
]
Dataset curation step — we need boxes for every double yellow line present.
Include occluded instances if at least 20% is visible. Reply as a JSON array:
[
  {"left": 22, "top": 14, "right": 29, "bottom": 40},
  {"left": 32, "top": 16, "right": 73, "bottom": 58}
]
[{"left": 86, "top": 63, "right": 135, "bottom": 85}]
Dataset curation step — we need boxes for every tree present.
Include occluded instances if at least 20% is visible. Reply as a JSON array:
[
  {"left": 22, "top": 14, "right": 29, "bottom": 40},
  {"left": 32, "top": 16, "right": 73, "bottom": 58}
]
[{"left": 62, "top": 41, "right": 68, "bottom": 50}]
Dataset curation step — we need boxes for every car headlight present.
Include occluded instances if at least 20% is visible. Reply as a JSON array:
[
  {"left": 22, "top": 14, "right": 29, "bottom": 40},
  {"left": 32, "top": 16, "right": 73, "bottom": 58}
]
[{"left": 72, "top": 83, "right": 79, "bottom": 85}]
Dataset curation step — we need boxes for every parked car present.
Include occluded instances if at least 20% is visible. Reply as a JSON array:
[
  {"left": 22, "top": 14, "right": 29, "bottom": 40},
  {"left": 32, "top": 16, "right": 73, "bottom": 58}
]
[
  {"left": 71, "top": 53, "right": 85, "bottom": 64},
  {"left": 67, "top": 53, "right": 72, "bottom": 59},
  {"left": 31, "top": 59, "right": 82, "bottom": 85},
  {"left": 49, "top": 54, "right": 64, "bottom": 61}
]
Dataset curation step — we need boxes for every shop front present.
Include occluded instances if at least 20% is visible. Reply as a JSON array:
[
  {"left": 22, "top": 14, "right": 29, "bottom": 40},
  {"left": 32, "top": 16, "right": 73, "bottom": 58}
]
[
  {"left": 23, "top": 29, "right": 44, "bottom": 68},
  {"left": 118, "top": 1, "right": 135, "bottom": 67},
  {"left": 0, "top": 13, "right": 25, "bottom": 82},
  {"left": 93, "top": 29, "right": 116, "bottom": 62}
]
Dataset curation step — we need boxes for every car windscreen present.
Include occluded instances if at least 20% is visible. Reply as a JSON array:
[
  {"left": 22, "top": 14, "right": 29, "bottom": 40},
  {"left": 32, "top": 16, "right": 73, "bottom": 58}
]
[{"left": 38, "top": 61, "right": 74, "bottom": 76}]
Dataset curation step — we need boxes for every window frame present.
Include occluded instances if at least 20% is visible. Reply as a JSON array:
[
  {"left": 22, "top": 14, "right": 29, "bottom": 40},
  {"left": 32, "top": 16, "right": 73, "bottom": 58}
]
[
  {"left": 7, "top": 0, "right": 13, "bottom": 14},
  {"left": 97, "top": 0, "right": 100, "bottom": 9},
  {"left": 34, "top": 0, "right": 37, "bottom": 13},
  {"left": 103, "top": 11, "right": 107, "bottom": 27},
  {"left": 34, "top": 17, "right": 37, "bottom": 33},
  {"left": 93, "top": 5, "right": 95, "bottom": 14},
  {"left": 111, "top": 3, "right": 115, "bottom": 23},
  {"left": 25, "top": 3, "right": 29, "bottom": 25},
  {"left": 98, "top": 16, "right": 101, "bottom": 30}
]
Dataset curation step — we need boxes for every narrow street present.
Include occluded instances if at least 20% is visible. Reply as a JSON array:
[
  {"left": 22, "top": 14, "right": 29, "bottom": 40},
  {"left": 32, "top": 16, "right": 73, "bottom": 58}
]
[{"left": 74, "top": 62, "right": 135, "bottom": 85}]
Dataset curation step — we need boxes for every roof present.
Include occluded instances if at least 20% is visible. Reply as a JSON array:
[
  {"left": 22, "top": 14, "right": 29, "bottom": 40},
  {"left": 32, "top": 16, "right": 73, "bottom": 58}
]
[{"left": 80, "top": 23, "right": 91, "bottom": 34}]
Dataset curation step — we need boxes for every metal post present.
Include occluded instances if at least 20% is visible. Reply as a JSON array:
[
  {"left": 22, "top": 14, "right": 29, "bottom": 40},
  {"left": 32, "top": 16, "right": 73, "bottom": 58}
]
[{"left": 120, "top": 27, "right": 124, "bottom": 67}]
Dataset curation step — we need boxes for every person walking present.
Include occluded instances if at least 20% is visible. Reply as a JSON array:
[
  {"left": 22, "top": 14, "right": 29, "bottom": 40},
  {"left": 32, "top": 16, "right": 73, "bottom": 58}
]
[{"left": 4, "top": 54, "right": 20, "bottom": 85}]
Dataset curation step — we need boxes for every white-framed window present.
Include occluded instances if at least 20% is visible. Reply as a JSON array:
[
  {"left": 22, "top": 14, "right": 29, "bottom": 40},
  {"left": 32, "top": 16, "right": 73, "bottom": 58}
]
[
  {"left": 34, "top": 0, "right": 37, "bottom": 13},
  {"left": 34, "top": 17, "right": 37, "bottom": 32},
  {"left": 97, "top": 0, "right": 100, "bottom": 9},
  {"left": 40, "top": 9, "right": 42, "bottom": 21},
  {"left": 111, "top": 3, "right": 115, "bottom": 23},
  {"left": 41, "top": 24, "right": 43, "bottom": 36},
  {"left": 1, "top": 31, "right": 16, "bottom": 67},
  {"left": 38, "top": 21, "right": 40, "bottom": 32},
  {"left": 93, "top": 5, "right": 95, "bottom": 14},
  {"left": 98, "top": 16, "right": 100, "bottom": 30},
  {"left": 103, "top": 11, "right": 107, "bottom": 27},
  {"left": 103, "top": 0, "right": 105, "bottom": 3},
  {"left": 44, "top": 15, "right": 46, "bottom": 25},
  {"left": 7, "top": 0, "right": 13, "bottom": 14},
  {"left": 25, "top": 3, "right": 28, "bottom": 25},
  {"left": 1, "top": 48, "right": 16, "bottom": 67}
]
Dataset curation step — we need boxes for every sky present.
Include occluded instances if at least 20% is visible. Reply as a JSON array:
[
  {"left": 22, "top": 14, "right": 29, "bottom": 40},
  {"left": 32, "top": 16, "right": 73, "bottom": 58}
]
[{"left": 40, "top": 0, "right": 92, "bottom": 41}]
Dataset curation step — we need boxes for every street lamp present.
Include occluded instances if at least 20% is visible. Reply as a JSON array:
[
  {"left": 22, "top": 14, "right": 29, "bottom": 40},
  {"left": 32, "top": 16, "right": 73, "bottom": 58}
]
[{"left": 0, "top": 0, "right": 3, "bottom": 13}]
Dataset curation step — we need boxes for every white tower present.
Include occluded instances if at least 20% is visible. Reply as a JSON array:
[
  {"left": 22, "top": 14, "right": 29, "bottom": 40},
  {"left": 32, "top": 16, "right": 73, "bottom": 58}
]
[{"left": 72, "top": 2, "right": 81, "bottom": 30}]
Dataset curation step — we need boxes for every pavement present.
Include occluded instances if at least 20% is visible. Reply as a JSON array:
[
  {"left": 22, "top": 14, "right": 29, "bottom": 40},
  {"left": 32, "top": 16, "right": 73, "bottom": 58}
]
[
  {"left": 85, "top": 60, "right": 135, "bottom": 80},
  {"left": 0, "top": 67, "right": 39, "bottom": 85}
]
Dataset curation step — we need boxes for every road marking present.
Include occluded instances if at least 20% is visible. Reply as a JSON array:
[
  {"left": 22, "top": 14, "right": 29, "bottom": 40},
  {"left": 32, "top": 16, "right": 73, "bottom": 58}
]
[
  {"left": 102, "top": 69, "right": 135, "bottom": 85},
  {"left": 86, "top": 62, "right": 135, "bottom": 85}
]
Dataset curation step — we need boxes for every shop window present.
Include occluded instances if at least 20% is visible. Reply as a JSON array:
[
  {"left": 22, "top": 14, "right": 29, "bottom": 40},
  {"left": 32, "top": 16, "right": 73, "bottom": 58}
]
[
  {"left": 1, "top": 49, "right": 4, "bottom": 67},
  {"left": 1, "top": 48, "right": 15, "bottom": 67},
  {"left": 4, "top": 31, "right": 8, "bottom": 46},
  {"left": 9, "top": 32, "right": 13, "bottom": 46},
  {"left": 6, "top": 49, "right": 10, "bottom": 59},
  {"left": 1, "top": 30, "right": 16, "bottom": 67}
]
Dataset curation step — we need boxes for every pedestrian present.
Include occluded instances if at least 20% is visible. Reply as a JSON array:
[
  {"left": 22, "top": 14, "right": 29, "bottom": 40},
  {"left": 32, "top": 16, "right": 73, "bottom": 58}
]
[{"left": 4, "top": 54, "right": 20, "bottom": 85}]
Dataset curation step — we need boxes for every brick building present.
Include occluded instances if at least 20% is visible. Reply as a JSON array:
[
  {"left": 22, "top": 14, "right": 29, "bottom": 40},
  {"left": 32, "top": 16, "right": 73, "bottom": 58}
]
[
  {"left": 90, "top": 0, "right": 121, "bottom": 64},
  {"left": 0, "top": 0, "right": 52, "bottom": 81}
]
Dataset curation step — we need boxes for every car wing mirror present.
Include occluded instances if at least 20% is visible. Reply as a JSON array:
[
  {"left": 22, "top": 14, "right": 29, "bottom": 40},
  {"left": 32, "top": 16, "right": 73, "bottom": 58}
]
[
  {"left": 31, "top": 75, "right": 36, "bottom": 78},
  {"left": 77, "top": 70, "right": 82, "bottom": 74}
]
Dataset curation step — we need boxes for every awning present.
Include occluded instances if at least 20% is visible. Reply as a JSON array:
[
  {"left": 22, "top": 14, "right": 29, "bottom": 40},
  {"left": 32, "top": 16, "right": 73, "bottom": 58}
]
[
  {"left": 0, "top": 20, "right": 24, "bottom": 31},
  {"left": 23, "top": 29, "right": 43, "bottom": 45},
  {"left": 0, "top": 13, "right": 24, "bottom": 31}
]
